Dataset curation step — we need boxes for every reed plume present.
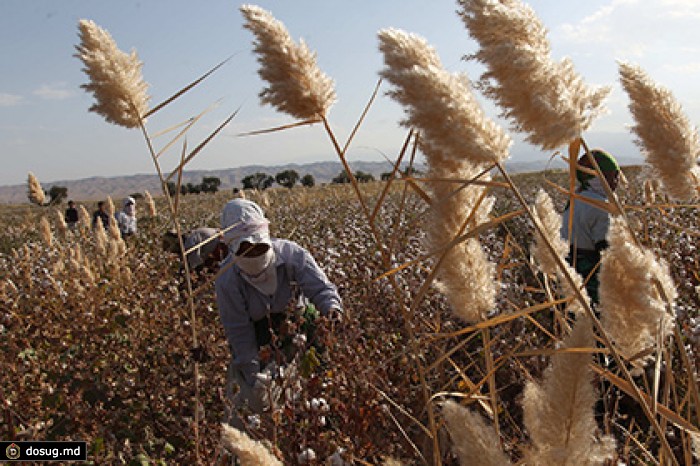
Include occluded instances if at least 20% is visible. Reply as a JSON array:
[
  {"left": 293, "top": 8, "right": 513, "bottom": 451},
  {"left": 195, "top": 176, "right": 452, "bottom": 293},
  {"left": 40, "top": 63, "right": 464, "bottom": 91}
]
[
  {"left": 220, "top": 424, "right": 282, "bottom": 466},
  {"left": 378, "top": 28, "right": 511, "bottom": 166},
  {"left": 27, "top": 172, "right": 45, "bottom": 206},
  {"left": 75, "top": 19, "right": 150, "bottom": 128},
  {"left": 618, "top": 62, "right": 700, "bottom": 200},
  {"left": 94, "top": 223, "right": 107, "bottom": 256},
  {"left": 378, "top": 28, "right": 506, "bottom": 321},
  {"left": 427, "top": 149, "right": 498, "bottom": 322},
  {"left": 457, "top": 0, "right": 610, "bottom": 150},
  {"left": 54, "top": 209, "right": 68, "bottom": 240},
  {"left": 442, "top": 400, "right": 512, "bottom": 465},
  {"left": 522, "top": 317, "right": 615, "bottom": 465},
  {"left": 240, "top": 4, "right": 336, "bottom": 120},
  {"left": 144, "top": 190, "right": 157, "bottom": 217},
  {"left": 78, "top": 205, "right": 92, "bottom": 232},
  {"left": 39, "top": 217, "right": 52, "bottom": 247},
  {"left": 531, "top": 190, "right": 589, "bottom": 314},
  {"left": 598, "top": 217, "right": 676, "bottom": 366}
]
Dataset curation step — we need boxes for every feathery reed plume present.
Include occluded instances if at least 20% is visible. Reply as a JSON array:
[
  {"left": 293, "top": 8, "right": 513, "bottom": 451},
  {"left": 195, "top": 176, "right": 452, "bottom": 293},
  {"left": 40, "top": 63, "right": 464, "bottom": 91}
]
[
  {"left": 39, "top": 217, "right": 53, "bottom": 247},
  {"left": 94, "top": 223, "right": 107, "bottom": 256},
  {"left": 75, "top": 19, "right": 150, "bottom": 128},
  {"left": 107, "top": 217, "right": 121, "bottom": 242},
  {"left": 240, "top": 4, "right": 336, "bottom": 120},
  {"left": 220, "top": 424, "right": 282, "bottom": 466},
  {"left": 599, "top": 217, "right": 676, "bottom": 365},
  {"left": 442, "top": 400, "right": 512, "bottom": 465},
  {"left": 378, "top": 28, "right": 511, "bottom": 166},
  {"left": 457, "top": 0, "right": 610, "bottom": 150},
  {"left": 692, "top": 431, "right": 700, "bottom": 461},
  {"left": 522, "top": 317, "right": 615, "bottom": 465},
  {"left": 618, "top": 62, "right": 700, "bottom": 200},
  {"left": 531, "top": 189, "right": 589, "bottom": 313},
  {"left": 54, "top": 209, "right": 68, "bottom": 240},
  {"left": 78, "top": 204, "right": 92, "bottom": 232},
  {"left": 105, "top": 196, "right": 115, "bottom": 217},
  {"left": 378, "top": 29, "right": 503, "bottom": 321},
  {"left": 143, "top": 190, "right": 157, "bottom": 217},
  {"left": 27, "top": 172, "right": 46, "bottom": 206}
]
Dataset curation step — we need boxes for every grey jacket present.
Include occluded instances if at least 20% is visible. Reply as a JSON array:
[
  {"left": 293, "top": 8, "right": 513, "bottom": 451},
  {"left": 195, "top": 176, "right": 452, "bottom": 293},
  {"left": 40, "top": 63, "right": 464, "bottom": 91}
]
[{"left": 215, "top": 238, "right": 341, "bottom": 384}]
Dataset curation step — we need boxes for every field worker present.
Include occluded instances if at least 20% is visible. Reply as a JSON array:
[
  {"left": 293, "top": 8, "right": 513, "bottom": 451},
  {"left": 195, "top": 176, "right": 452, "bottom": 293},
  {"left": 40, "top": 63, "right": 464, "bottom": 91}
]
[
  {"left": 64, "top": 200, "right": 79, "bottom": 230},
  {"left": 215, "top": 198, "right": 342, "bottom": 429},
  {"left": 560, "top": 149, "right": 621, "bottom": 304},
  {"left": 115, "top": 196, "right": 137, "bottom": 237},
  {"left": 162, "top": 227, "right": 227, "bottom": 273},
  {"left": 92, "top": 201, "right": 109, "bottom": 230}
]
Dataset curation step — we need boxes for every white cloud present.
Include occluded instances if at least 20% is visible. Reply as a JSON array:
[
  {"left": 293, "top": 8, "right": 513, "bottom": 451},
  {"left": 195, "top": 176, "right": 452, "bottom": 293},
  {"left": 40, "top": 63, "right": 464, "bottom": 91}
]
[
  {"left": 33, "top": 83, "right": 74, "bottom": 100},
  {"left": 557, "top": 0, "right": 700, "bottom": 58},
  {"left": 0, "top": 93, "right": 23, "bottom": 107},
  {"left": 661, "top": 62, "right": 700, "bottom": 74}
]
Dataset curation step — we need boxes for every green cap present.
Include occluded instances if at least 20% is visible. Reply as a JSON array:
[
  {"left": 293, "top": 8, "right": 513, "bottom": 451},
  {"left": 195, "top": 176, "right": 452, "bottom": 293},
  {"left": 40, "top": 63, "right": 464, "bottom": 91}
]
[{"left": 576, "top": 149, "right": 620, "bottom": 184}]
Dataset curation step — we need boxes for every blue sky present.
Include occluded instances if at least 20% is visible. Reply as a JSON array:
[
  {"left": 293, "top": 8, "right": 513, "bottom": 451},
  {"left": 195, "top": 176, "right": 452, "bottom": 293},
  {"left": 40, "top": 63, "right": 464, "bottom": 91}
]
[{"left": 1, "top": 0, "right": 699, "bottom": 186}]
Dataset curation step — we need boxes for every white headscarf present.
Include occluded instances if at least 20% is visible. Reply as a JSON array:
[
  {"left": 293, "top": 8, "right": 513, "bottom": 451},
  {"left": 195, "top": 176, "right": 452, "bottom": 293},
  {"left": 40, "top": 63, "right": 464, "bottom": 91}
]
[
  {"left": 123, "top": 197, "right": 136, "bottom": 216},
  {"left": 221, "top": 199, "right": 277, "bottom": 295}
]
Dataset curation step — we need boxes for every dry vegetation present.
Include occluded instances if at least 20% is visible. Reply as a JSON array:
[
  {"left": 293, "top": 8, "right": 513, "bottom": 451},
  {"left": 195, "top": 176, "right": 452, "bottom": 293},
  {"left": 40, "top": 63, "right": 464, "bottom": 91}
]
[
  {"left": 2, "top": 0, "right": 699, "bottom": 464},
  {"left": 1, "top": 172, "right": 698, "bottom": 464}
]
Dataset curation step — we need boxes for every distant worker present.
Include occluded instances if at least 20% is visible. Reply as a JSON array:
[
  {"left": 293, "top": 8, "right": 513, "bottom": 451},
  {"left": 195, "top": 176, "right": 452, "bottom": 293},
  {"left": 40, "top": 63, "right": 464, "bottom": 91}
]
[
  {"left": 215, "top": 198, "right": 342, "bottom": 429},
  {"left": 115, "top": 197, "right": 137, "bottom": 237},
  {"left": 560, "top": 149, "right": 621, "bottom": 304},
  {"left": 163, "top": 227, "right": 228, "bottom": 274},
  {"left": 92, "top": 201, "right": 109, "bottom": 230},
  {"left": 64, "top": 200, "right": 79, "bottom": 230}
]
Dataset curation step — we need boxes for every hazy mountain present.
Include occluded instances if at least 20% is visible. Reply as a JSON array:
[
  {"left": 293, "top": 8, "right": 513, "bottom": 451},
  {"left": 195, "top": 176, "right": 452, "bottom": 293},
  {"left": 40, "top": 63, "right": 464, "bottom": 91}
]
[{"left": 0, "top": 156, "right": 644, "bottom": 204}]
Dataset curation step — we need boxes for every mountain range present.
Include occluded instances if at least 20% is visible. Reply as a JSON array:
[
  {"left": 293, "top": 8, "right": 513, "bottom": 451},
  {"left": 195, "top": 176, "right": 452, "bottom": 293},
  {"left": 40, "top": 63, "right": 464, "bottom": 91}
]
[{"left": 0, "top": 157, "right": 643, "bottom": 204}]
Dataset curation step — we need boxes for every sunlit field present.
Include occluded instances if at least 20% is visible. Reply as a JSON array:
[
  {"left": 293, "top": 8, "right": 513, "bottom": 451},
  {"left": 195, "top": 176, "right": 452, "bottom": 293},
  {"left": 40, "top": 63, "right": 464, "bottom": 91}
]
[{"left": 2, "top": 168, "right": 698, "bottom": 464}]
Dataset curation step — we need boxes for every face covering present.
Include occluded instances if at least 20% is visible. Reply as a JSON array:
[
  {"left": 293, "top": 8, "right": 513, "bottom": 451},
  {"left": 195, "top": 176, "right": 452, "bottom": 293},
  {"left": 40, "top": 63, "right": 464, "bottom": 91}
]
[{"left": 237, "top": 249, "right": 278, "bottom": 295}]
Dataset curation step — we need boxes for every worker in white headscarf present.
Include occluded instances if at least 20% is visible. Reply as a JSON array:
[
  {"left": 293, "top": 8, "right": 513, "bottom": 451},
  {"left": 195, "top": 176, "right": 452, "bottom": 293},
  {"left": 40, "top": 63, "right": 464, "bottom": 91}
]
[
  {"left": 215, "top": 198, "right": 342, "bottom": 428},
  {"left": 115, "top": 196, "right": 137, "bottom": 237}
]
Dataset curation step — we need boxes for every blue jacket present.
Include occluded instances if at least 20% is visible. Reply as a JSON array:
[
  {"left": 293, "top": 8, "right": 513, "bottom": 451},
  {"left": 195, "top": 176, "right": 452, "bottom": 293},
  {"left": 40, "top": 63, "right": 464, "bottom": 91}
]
[{"left": 215, "top": 238, "right": 341, "bottom": 383}]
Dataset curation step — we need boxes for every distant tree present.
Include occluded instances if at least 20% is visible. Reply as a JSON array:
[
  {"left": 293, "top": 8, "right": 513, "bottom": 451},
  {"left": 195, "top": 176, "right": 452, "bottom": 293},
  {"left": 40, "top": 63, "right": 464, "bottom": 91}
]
[
  {"left": 380, "top": 172, "right": 395, "bottom": 181},
  {"left": 355, "top": 171, "right": 375, "bottom": 183},
  {"left": 184, "top": 183, "right": 201, "bottom": 195},
  {"left": 401, "top": 166, "right": 423, "bottom": 177},
  {"left": 300, "top": 173, "right": 315, "bottom": 187},
  {"left": 332, "top": 170, "right": 351, "bottom": 184},
  {"left": 242, "top": 172, "right": 274, "bottom": 190},
  {"left": 201, "top": 176, "right": 221, "bottom": 193},
  {"left": 166, "top": 181, "right": 178, "bottom": 197},
  {"left": 48, "top": 186, "right": 68, "bottom": 205},
  {"left": 275, "top": 169, "right": 299, "bottom": 189},
  {"left": 130, "top": 192, "right": 144, "bottom": 200}
]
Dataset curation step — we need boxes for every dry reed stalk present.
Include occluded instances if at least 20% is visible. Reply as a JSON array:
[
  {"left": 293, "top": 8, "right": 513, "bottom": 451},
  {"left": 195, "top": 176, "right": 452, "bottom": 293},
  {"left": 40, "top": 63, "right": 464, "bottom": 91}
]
[
  {"left": 240, "top": 4, "right": 336, "bottom": 120},
  {"left": 39, "top": 217, "right": 52, "bottom": 247},
  {"left": 457, "top": 0, "right": 610, "bottom": 150},
  {"left": 522, "top": 317, "right": 615, "bottom": 465},
  {"left": 598, "top": 217, "right": 677, "bottom": 366},
  {"left": 144, "top": 190, "right": 157, "bottom": 217},
  {"left": 27, "top": 172, "right": 45, "bottom": 206},
  {"left": 220, "top": 424, "right": 282, "bottom": 466},
  {"left": 378, "top": 28, "right": 511, "bottom": 166},
  {"left": 75, "top": 19, "right": 150, "bottom": 128},
  {"left": 442, "top": 400, "right": 512, "bottom": 465},
  {"left": 531, "top": 189, "right": 589, "bottom": 314},
  {"left": 618, "top": 62, "right": 700, "bottom": 201}
]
